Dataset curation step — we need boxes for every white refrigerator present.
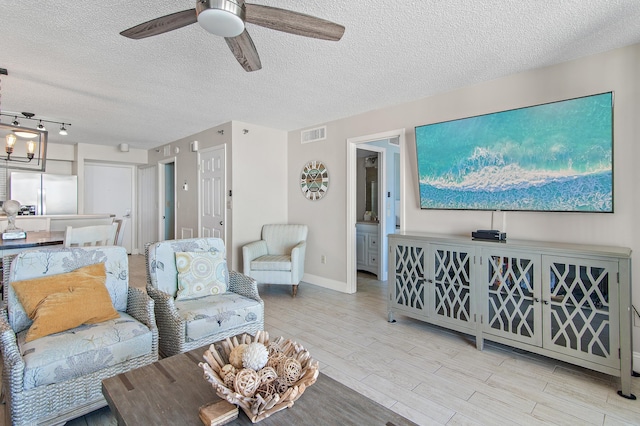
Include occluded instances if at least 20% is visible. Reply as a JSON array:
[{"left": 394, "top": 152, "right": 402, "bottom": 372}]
[{"left": 10, "top": 172, "right": 78, "bottom": 215}]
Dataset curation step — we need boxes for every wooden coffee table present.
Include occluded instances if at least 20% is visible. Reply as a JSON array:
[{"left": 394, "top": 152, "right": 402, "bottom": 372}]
[{"left": 102, "top": 345, "right": 417, "bottom": 425}]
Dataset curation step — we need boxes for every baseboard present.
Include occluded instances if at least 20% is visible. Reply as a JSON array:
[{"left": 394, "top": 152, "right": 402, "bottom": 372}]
[{"left": 302, "top": 273, "right": 349, "bottom": 293}]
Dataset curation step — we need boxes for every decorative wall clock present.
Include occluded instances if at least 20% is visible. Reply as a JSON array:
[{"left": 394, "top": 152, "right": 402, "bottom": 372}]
[{"left": 300, "top": 160, "right": 329, "bottom": 201}]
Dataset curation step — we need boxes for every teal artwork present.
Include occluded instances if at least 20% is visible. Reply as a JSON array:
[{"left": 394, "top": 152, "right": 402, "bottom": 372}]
[{"left": 415, "top": 92, "right": 613, "bottom": 212}]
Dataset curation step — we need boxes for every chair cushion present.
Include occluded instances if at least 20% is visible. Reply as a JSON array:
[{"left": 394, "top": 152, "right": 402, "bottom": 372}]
[
  {"left": 7, "top": 247, "right": 130, "bottom": 334},
  {"left": 12, "top": 263, "right": 119, "bottom": 342},
  {"left": 175, "top": 293, "right": 262, "bottom": 342},
  {"left": 176, "top": 251, "right": 228, "bottom": 300},
  {"left": 18, "top": 312, "right": 153, "bottom": 390},
  {"left": 250, "top": 255, "right": 292, "bottom": 271},
  {"left": 147, "top": 238, "right": 227, "bottom": 297}
]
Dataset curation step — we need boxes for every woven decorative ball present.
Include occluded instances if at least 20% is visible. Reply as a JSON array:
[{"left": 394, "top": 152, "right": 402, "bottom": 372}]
[
  {"left": 223, "top": 371, "right": 236, "bottom": 388},
  {"left": 229, "top": 344, "right": 248, "bottom": 369},
  {"left": 277, "top": 357, "right": 302, "bottom": 385},
  {"left": 234, "top": 368, "right": 260, "bottom": 397},
  {"left": 274, "top": 377, "right": 289, "bottom": 394},
  {"left": 242, "top": 342, "right": 269, "bottom": 371},
  {"left": 267, "top": 352, "right": 287, "bottom": 370},
  {"left": 221, "top": 364, "right": 237, "bottom": 377},
  {"left": 267, "top": 342, "right": 283, "bottom": 356},
  {"left": 258, "top": 366, "right": 278, "bottom": 384},
  {"left": 256, "top": 381, "right": 278, "bottom": 399}
]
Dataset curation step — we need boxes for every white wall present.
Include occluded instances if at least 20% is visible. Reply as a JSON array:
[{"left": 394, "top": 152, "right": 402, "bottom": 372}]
[
  {"left": 147, "top": 120, "right": 288, "bottom": 270},
  {"left": 287, "top": 43, "right": 640, "bottom": 350},
  {"left": 230, "top": 122, "right": 288, "bottom": 269}
]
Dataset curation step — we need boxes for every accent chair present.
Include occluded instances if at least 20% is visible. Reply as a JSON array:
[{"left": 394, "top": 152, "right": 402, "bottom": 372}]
[
  {"left": 242, "top": 224, "right": 308, "bottom": 297},
  {"left": 145, "top": 237, "right": 264, "bottom": 357},
  {"left": 0, "top": 246, "right": 158, "bottom": 425}
]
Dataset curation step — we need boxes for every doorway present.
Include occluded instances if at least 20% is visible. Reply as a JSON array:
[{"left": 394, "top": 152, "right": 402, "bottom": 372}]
[
  {"left": 355, "top": 145, "right": 385, "bottom": 280},
  {"left": 158, "top": 158, "right": 176, "bottom": 241},
  {"left": 347, "top": 129, "right": 405, "bottom": 293}
]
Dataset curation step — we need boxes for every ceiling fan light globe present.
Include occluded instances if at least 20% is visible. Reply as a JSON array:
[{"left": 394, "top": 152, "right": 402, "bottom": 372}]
[{"left": 198, "top": 8, "right": 244, "bottom": 37}]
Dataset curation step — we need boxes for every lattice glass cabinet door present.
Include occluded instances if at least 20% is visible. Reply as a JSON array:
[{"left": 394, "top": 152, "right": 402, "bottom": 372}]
[
  {"left": 482, "top": 250, "right": 542, "bottom": 346},
  {"left": 430, "top": 244, "right": 475, "bottom": 331},
  {"left": 389, "top": 241, "right": 428, "bottom": 320},
  {"left": 542, "top": 256, "right": 620, "bottom": 368}
]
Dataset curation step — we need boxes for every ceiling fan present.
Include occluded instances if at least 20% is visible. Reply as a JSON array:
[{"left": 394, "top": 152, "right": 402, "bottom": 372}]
[{"left": 120, "top": 0, "right": 345, "bottom": 72}]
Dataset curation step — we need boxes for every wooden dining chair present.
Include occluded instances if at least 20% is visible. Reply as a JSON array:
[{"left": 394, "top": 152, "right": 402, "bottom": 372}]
[
  {"left": 113, "top": 218, "right": 128, "bottom": 246},
  {"left": 64, "top": 223, "right": 118, "bottom": 247}
]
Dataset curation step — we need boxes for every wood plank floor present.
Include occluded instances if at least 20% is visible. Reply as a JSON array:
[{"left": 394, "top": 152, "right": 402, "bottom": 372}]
[{"left": 9, "top": 255, "right": 640, "bottom": 425}]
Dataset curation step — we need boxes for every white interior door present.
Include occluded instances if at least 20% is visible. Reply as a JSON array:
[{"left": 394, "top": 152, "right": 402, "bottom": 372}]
[
  {"left": 199, "top": 146, "right": 226, "bottom": 240},
  {"left": 84, "top": 163, "right": 134, "bottom": 253},
  {"left": 138, "top": 165, "right": 157, "bottom": 251}
]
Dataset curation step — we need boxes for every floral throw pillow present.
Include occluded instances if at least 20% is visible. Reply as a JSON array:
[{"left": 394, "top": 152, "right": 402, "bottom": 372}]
[{"left": 175, "top": 251, "right": 228, "bottom": 300}]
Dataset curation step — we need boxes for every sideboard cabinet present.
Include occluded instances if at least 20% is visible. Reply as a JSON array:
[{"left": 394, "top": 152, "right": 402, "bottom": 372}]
[{"left": 388, "top": 232, "right": 634, "bottom": 398}]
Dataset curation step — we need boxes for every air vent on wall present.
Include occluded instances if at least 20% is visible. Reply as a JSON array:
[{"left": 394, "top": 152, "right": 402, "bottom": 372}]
[
  {"left": 389, "top": 136, "right": 400, "bottom": 146},
  {"left": 301, "top": 126, "right": 326, "bottom": 144}
]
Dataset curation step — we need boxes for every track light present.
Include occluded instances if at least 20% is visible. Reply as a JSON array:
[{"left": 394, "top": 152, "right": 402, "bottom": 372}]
[{"left": 0, "top": 113, "right": 70, "bottom": 136}]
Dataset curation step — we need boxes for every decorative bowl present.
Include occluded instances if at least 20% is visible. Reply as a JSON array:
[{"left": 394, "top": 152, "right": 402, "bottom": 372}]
[{"left": 199, "top": 331, "right": 319, "bottom": 423}]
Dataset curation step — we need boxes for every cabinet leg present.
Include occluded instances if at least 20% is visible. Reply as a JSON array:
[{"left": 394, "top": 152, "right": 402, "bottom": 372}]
[
  {"left": 476, "top": 337, "right": 484, "bottom": 351},
  {"left": 388, "top": 311, "right": 396, "bottom": 323},
  {"left": 617, "top": 372, "right": 637, "bottom": 400}
]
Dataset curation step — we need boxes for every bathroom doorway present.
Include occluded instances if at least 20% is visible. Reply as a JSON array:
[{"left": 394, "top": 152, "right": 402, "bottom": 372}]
[{"left": 347, "top": 129, "right": 405, "bottom": 293}]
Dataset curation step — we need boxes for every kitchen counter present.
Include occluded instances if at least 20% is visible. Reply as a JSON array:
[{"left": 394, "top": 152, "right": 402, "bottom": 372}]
[
  {"left": 0, "top": 214, "right": 115, "bottom": 232},
  {"left": 3, "top": 214, "right": 113, "bottom": 219}
]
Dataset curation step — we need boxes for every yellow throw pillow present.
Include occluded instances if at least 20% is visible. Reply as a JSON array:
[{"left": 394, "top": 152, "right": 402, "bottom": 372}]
[{"left": 11, "top": 263, "right": 119, "bottom": 342}]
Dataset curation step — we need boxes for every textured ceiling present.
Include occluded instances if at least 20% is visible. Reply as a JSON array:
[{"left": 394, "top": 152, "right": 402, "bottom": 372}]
[{"left": 1, "top": 0, "right": 640, "bottom": 150}]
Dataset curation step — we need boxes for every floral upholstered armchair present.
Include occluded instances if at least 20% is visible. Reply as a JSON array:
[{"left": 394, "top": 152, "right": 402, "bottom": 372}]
[
  {"left": 0, "top": 246, "right": 158, "bottom": 426},
  {"left": 145, "top": 237, "right": 264, "bottom": 357}
]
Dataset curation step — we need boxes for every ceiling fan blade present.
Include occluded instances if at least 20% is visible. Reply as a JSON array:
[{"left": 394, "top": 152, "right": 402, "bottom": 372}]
[
  {"left": 120, "top": 9, "right": 197, "bottom": 39},
  {"left": 245, "top": 4, "right": 345, "bottom": 41},
  {"left": 225, "top": 30, "right": 262, "bottom": 72}
]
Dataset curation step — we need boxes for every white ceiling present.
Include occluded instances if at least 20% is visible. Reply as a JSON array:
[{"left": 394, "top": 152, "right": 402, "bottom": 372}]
[{"left": 2, "top": 1, "right": 640, "bottom": 150}]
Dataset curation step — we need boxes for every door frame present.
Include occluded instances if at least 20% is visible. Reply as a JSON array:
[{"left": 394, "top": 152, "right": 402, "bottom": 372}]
[
  {"left": 197, "top": 144, "right": 227, "bottom": 242},
  {"left": 158, "top": 157, "right": 177, "bottom": 241},
  {"left": 347, "top": 129, "right": 405, "bottom": 293}
]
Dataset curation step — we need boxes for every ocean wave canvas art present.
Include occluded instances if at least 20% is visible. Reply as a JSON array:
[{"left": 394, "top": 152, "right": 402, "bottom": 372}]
[{"left": 415, "top": 92, "right": 613, "bottom": 212}]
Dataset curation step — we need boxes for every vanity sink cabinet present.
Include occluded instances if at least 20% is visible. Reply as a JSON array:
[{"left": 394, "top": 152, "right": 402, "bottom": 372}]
[
  {"left": 356, "top": 222, "right": 379, "bottom": 275},
  {"left": 388, "top": 232, "right": 634, "bottom": 399}
]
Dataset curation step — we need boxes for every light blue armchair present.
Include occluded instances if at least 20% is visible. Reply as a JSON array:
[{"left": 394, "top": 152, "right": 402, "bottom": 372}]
[
  {"left": 0, "top": 246, "right": 158, "bottom": 425},
  {"left": 145, "top": 238, "right": 264, "bottom": 357},
  {"left": 242, "top": 224, "right": 308, "bottom": 297}
]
